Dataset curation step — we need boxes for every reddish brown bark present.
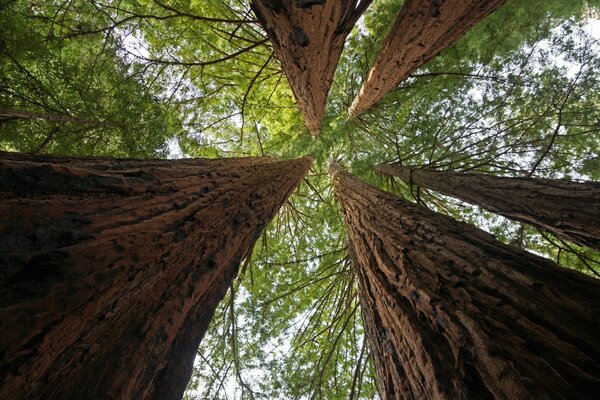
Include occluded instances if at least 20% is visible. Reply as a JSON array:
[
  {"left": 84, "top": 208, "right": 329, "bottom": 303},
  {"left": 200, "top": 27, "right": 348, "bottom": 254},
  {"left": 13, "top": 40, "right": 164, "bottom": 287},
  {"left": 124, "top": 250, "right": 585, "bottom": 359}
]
[
  {"left": 348, "top": 0, "right": 507, "bottom": 117},
  {"left": 0, "top": 152, "right": 311, "bottom": 400},
  {"left": 376, "top": 164, "right": 600, "bottom": 251},
  {"left": 331, "top": 165, "right": 600, "bottom": 400},
  {"left": 251, "top": 0, "right": 371, "bottom": 137}
]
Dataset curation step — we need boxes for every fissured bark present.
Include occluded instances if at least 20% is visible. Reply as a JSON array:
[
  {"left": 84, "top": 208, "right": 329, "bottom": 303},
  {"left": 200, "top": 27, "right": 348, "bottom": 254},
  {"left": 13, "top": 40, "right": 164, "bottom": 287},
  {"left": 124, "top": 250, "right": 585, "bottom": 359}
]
[
  {"left": 376, "top": 164, "right": 600, "bottom": 251},
  {"left": 0, "top": 152, "right": 312, "bottom": 400},
  {"left": 348, "top": 0, "right": 506, "bottom": 117},
  {"left": 331, "top": 164, "right": 600, "bottom": 400},
  {"left": 251, "top": 0, "right": 371, "bottom": 136}
]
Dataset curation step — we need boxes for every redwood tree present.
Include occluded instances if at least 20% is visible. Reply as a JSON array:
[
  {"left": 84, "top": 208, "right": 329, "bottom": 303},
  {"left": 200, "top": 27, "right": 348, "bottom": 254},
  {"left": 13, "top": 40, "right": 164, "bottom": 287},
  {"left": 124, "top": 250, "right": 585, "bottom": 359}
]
[
  {"left": 0, "top": 152, "right": 312, "bottom": 400},
  {"left": 348, "top": 0, "right": 507, "bottom": 117},
  {"left": 331, "top": 164, "right": 600, "bottom": 400},
  {"left": 251, "top": 0, "right": 371, "bottom": 136},
  {"left": 376, "top": 164, "right": 600, "bottom": 251}
]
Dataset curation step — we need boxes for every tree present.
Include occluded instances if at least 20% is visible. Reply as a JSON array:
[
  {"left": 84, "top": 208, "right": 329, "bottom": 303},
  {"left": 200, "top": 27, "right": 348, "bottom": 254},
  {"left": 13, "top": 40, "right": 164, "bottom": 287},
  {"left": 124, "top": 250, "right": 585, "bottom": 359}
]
[
  {"left": 1, "top": 0, "right": 600, "bottom": 399},
  {"left": 168, "top": 2, "right": 600, "bottom": 397},
  {"left": 331, "top": 164, "right": 600, "bottom": 400},
  {"left": 0, "top": 0, "right": 181, "bottom": 157},
  {"left": 376, "top": 164, "right": 600, "bottom": 251},
  {"left": 0, "top": 151, "right": 312, "bottom": 400},
  {"left": 251, "top": 0, "right": 371, "bottom": 136},
  {"left": 348, "top": 0, "right": 508, "bottom": 117}
]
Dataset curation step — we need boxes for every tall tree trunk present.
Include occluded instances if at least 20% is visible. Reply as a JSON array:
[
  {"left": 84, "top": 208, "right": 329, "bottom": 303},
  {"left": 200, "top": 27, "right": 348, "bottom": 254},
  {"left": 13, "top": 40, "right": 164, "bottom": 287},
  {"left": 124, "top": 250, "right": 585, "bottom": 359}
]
[
  {"left": 348, "top": 0, "right": 507, "bottom": 117},
  {"left": 330, "top": 165, "right": 600, "bottom": 400},
  {"left": 376, "top": 164, "right": 600, "bottom": 251},
  {"left": 251, "top": 0, "right": 371, "bottom": 137},
  {"left": 0, "top": 152, "right": 312, "bottom": 400}
]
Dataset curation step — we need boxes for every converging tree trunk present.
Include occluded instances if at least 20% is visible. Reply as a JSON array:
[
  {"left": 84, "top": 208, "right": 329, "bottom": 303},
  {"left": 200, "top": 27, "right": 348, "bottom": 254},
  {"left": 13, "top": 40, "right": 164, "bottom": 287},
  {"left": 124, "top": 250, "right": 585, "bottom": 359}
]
[
  {"left": 348, "top": 0, "right": 507, "bottom": 117},
  {"left": 330, "top": 165, "right": 600, "bottom": 400},
  {"left": 376, "top": 164, "right": 600, "bottom": 251},
  {"left": 0, "top": 152, "right": 312, "bottom": 400},
  {"left": 251, "top": 0, "right": 371, "bottom": 137}
]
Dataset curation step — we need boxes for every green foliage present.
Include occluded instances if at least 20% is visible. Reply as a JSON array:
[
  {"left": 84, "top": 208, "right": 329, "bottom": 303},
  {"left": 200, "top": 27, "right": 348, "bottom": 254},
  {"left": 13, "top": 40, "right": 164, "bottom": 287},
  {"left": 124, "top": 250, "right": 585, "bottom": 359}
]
[
  {"left": 0, "top": 0, "right": 180, "bottom": 156},
  {"left": 2, "top": 0, "right": 600, "bottom": 398}
]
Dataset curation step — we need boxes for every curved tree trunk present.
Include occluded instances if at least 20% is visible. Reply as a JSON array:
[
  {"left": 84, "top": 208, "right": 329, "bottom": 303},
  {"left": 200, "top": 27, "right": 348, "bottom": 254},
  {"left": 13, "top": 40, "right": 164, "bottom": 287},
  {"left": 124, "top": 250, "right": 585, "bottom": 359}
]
[
  {"left": 331, "top": 165, "right": 600, "bottom": 400},
  {"left": 0, "top": 152, "right": 312, "bottom": 400},
  {"left": 251, "top": 0, "right": 371, "bottom": 137},
  {"left": 348, "top": 0, "right": 507, "bottom": 117},
  {"left": 376, "top": 164, "right": 600, "bottom": 251}
]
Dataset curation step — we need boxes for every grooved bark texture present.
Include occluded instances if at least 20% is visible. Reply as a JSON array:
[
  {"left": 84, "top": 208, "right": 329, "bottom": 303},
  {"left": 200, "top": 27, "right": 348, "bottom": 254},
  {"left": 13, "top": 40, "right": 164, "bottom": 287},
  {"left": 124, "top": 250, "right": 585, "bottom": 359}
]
[
  {"left": 331, "top": 165, "right": 600, "bottom": 400},
  {"left": 0, "top": 152, "right": 312, "bottom": 400},
  {"left": 348, "top": 0, "right": 506, "bottom": 117},
  {"left": 376, "top": 164, "right": 600, "bottom": 251},
  {"left": 251, "top": 0, "right": 370, "bottom": 137}
]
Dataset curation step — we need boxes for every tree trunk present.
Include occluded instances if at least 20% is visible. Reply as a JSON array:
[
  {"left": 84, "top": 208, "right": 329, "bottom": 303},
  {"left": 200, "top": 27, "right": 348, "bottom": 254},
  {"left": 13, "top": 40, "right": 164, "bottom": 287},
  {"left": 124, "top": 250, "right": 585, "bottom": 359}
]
[
  {"left": 251, "top": 0, "right": 371, "bottom": 137},
  {"left": 348, "top": 0, "right": 507, "bottom": 117},
  {"left": 376, "top": 164, "right": 600, "bottom": 251},
  {"left": 0, "top": 152, "right": 312, "bottom": 400},
  {"left": 330, "top": 164, "right": 600, "bottom": 400}
]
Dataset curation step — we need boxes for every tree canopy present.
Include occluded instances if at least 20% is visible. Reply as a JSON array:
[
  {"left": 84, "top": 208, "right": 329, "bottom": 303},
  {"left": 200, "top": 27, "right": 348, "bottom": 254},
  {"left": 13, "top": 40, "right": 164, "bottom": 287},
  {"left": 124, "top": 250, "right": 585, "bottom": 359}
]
[{"left": 1, "top": 0, "right": 599, "bottom": 398}]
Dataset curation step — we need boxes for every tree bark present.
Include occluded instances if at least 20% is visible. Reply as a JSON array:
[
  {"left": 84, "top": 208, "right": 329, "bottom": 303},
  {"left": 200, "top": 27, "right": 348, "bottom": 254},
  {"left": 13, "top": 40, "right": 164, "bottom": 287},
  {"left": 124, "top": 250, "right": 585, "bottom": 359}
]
[
  {"left": 251, "top": 0, "right": 371, "bottom": 137},
  {"left": 331, "top": 164, "right": 600, "bottom": 400},
  {"left": 348, "top": 0, "right": 507, "bottom": 117},
  {"left": 0, "top": 152, "right": 312, "bottom": 400},
  {"left": 376, "top": 164, "right": 600, "bottom": 251}
]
